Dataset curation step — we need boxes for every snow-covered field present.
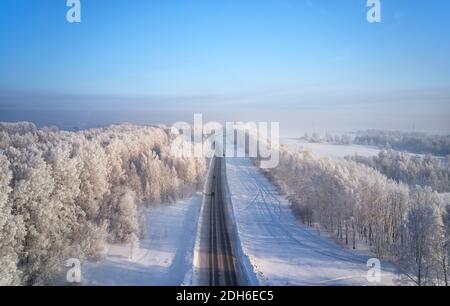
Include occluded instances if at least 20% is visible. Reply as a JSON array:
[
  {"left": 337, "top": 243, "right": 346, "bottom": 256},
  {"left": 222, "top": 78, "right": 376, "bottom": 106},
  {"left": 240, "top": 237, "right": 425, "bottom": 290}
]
[
  {"left": 83, "top": 195, "right": 202, "bottom": 286},
  {"left": 283, "top": 139, "right": 448, "bottom": 167},
  {"left": 282, "top": 138, "right": 381, "bottom": 159},
  {"left": 225, "top": 157, "right": 400, "bottom": 285}
]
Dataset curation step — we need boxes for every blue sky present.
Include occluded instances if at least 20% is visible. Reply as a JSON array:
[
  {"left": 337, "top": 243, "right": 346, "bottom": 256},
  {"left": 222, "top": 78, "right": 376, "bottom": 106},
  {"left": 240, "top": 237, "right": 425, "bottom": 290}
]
[{"left": 0, "top": 0, "right": 449, "bottom": 133}]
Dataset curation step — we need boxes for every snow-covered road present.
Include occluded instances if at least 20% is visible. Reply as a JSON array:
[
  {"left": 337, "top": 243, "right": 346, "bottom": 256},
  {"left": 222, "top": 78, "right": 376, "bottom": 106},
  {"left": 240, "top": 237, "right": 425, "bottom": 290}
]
[
  {"left": 83, "top": 196, "right": 202, "bottom": 286},
  {"left": 226, "top": 157, "right": 400, "bottom": 285}
]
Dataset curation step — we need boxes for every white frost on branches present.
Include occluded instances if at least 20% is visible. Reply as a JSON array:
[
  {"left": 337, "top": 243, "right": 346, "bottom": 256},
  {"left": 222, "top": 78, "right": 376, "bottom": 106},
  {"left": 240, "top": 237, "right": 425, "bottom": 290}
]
[
  {"left": 0, "top": 123, "right": 206, "bottom": 285},
  {"left": 258, "top": 146, "right": 450, "bottom": 285}
]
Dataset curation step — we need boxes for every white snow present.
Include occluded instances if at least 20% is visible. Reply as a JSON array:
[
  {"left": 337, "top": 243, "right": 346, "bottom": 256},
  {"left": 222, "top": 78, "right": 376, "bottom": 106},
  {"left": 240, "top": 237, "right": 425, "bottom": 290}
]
[
  {"left": 82, "top": 156, "right": 402, "bottom": 286},
  {"left": 225, "top": 157, "right": 400, "bottom": 286},
  {"left": 282, "top": 138, "right": 381, "bottom": 159},
  {"left": 282, "top": 139, "right": 448, "bottom": 167},
  {"left": 83, "top": 195, "right": 202, "bottom": 286},
  {"left": 440, "top": 193, "right": 450, "bottom": 203}
]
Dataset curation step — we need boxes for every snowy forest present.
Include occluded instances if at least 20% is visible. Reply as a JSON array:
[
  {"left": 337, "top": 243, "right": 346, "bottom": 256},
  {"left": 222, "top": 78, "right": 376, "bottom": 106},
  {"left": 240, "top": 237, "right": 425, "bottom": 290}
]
[
  {"left": 354, "top": 130, "right": 450, "bottom": 157},
  {"left": 348, "top": 150, "right": 450, "bottom": 193},
  {"left": 257, "top": 145, "right": 450, "bottom": 286},
  {"left": 0, "top": 122, "right": 206, "bottom": 285}
]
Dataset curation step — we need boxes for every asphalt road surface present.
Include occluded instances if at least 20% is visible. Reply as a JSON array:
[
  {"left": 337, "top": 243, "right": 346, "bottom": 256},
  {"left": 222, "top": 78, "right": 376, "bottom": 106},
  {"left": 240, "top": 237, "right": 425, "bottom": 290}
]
[{"left": 197, "top": 157, "right": 242, "bottom": 286}]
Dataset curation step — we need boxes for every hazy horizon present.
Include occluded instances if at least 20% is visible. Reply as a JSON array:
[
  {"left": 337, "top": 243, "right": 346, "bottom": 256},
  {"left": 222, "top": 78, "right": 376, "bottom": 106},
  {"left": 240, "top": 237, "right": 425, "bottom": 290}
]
[{"left": 1, "top": 88, "right": 449, "bottom": 136}]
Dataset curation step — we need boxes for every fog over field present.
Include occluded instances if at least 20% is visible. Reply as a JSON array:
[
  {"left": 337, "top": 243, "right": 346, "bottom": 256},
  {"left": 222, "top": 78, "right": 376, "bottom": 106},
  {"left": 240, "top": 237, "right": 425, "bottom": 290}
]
[{"left": 1, "top": 89, "right": 449, "bottom": 136}]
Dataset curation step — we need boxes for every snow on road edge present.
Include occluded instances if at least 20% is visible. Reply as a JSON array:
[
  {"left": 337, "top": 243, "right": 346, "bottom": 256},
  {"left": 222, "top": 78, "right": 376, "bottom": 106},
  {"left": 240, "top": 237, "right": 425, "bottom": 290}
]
[
  {"left": 191, "top": 158, "right": 214, "bottom": 285},
  {"left": 83, "top": 196, "right": 202, "bottom": 286},
  {"left": 222, "top": 158, "right": 260, "bottom": 286},
  {"left": 225, "top": 157, "right": 400, "bottom": 286}
]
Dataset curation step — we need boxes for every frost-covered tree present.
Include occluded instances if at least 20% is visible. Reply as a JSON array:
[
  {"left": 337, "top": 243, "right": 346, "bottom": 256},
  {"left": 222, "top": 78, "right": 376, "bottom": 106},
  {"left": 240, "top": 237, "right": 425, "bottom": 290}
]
[
  {"left": 0, "top": 122, "right": 206, "bottom": 284},
  {"left": 257, "top": 144, "right": 450, "bottom": 285},
  {"left": 107, "top": 187, "right": 139, "bottom": 242},
  {"left": 441, "top": 203, "right": 450, "bottom": 286},
  {"left": 0, "top": 153, "right": 23, "bottom": 285},
  {"left": 400, "top": 187, "right": 441, "bottom": 285},
  {"left": 5, "top": 146, "right": 67, "bottom": 284},
  {"left": 349, "top": 150, "right": 450, "bottom": 193},
  {"left": 74, "top": 138, "right": 110, "bottom": 220}
]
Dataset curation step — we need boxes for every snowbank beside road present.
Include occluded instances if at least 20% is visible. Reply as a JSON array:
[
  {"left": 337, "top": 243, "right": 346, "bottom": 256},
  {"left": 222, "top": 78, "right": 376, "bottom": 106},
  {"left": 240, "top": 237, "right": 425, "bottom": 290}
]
[
  {"left": 83, "top": 195, "right": 202, "bottom": 286},
  {"left": 226, "top": 157, "right": 399, "bottom": 286}
]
